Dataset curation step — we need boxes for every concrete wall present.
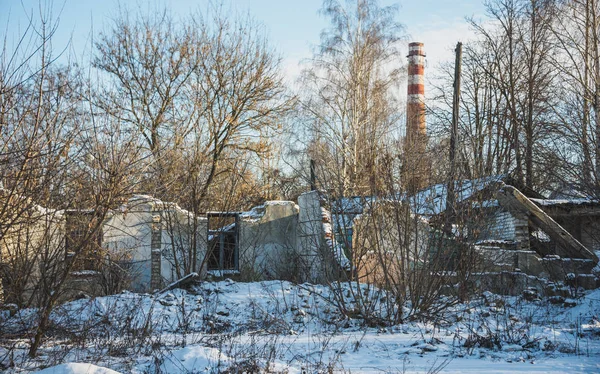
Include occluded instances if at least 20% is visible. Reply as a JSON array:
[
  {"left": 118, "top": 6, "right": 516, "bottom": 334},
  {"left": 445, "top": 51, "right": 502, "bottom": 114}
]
[
  {"left": 297, "top": 191, "right": 337, "bottom": 283},
  {"left": 238, "top": 201, "right": 299, "bottom": 280},
  {"left": 103, "top": 196, "right": 207, "bottom": 292},
  {"left": 160, "top": 209, "right": 207, "bottom": 285},
  {"left": 103, "top": 198, "right": 154, "bottom": 292},
  {"left": 579, "top": 218, "right": 600, "bottom": 252},
  {"left": 352, "top": 201, "right": 429, "bottom": 287},
  {"left": 233, "top": 195, "right": 350, "bottom": 283}
]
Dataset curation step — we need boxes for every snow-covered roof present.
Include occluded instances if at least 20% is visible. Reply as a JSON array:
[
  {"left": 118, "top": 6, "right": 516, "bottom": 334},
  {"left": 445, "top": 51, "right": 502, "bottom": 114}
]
[
  {"left": 531, "top": 198, "right": 599, "bottom": 207},
  {"left": 408, "top": 175, "right": 505, "bottom": 216},
  {"left": 331, "top": 196, "right": 375, "bottom": 214},
  {"left": 118, "top": 195, "right": 207, "bottom": 221},
  {"left": 238, "top": 200, "right": 299, "bottom": 222},
  {"left": 330, "top": 176, "right": 506, "bottom": 229}
]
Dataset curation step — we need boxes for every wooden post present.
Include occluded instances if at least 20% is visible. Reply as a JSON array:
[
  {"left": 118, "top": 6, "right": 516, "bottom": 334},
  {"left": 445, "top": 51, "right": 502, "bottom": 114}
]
[{"left": 446, "top": 42, "right": 462, "bottom": 229}]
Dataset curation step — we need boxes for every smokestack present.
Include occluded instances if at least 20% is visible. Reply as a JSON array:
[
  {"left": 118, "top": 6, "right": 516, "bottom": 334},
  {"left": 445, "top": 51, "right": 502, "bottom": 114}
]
[
  {"left": 404, "top": 42, "right": 428, "bottom": 193},
  {"left": 406, "top": 42, "right": 426, "bottom": 143}
]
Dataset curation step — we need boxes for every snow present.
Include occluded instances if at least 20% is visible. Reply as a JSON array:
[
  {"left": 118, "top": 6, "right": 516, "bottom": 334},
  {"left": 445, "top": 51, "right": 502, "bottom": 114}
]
[
  {"left": 531, "top": 228, "right": 551, "bottom": 242},
  {"left": 531, "top": 198, "right": 597, "bottom": 206},
  {"left": 331, "top": 196, "right": 375, "bottom": 215},
  {"left": 332, "top": 175, "right": 505, "bottom": 219},
  {"left": 157, "top": 346, "right": 230, "bottom": 373},
  {"left": 236, "top": 200, "right": 298, "bottom": 223},
  {"left": 70, "top": 270, "right": 100, "bottom": 276},
  {"left": 3, "top": 281, "right": 600, "bottom": 373},
  {"left": 36, "top": 363, "right": 121, "bottom": 374},
  {"left": 409, "top": 175, "right": 505, "bottom": 216},
  {"left": 475, "top": 239, "right": 515, "bottom": 245},
  {"left": 322, "top": 208, "right": 351, "bottom": 271}
]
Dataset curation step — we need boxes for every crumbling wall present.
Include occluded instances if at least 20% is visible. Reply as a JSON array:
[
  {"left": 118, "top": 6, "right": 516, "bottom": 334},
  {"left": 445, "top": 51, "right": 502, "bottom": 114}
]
[
  {"left": 103, "top": 198, "right": 154, "bottom": 291},
  {"left": 474, "top": 246, "right": 598, "bottom": 290},
  {"left": 160, "top": 209, "right": 207, "bottom": 287},
  {"left": 297, "top": 191, "right": 324, "bottom": 282},
  {"left": 352, "top": 200, "right": 429, "bottom": 287},
  {"left": 296, "top": 191, "right": 349, "bottom": 283},
  {"left": 238, "top": 201, "right": 299, "bottom": 280},
  {"left": 103, "top": 196, "right": 207, "bottom": 292}
]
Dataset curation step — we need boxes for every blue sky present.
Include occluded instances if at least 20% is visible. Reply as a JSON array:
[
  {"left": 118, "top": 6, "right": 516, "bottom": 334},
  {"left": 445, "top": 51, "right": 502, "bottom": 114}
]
[{"left": 0, "top": 0, "right": 486, "bottom": 80}]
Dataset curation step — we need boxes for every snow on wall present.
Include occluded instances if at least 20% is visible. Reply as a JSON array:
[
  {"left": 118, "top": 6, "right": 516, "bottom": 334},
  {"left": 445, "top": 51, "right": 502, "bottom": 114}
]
[
  {"left": 321, "top": 208, "right": 351, "bottom": 272},
  {"left": 531, "top": 198, "right": 597, "bottom": 206}
]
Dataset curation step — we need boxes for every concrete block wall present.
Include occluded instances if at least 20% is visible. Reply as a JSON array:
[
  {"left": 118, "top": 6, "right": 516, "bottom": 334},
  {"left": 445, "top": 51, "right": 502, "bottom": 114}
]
[
  {"left": 513, "top": 213, "right": 530, "bottom": 249},
  {"left": 489, "top": 210, "right": 517, "bottom": 241},
  {"left": 104, "top": 196, "right": 208, "bottom": 292},
  {"left": 475, "top": 246, "right": 598, "bottom": 290}
]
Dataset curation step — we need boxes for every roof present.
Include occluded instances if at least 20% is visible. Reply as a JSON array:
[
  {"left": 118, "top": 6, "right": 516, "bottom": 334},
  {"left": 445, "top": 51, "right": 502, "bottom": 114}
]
[
  {"left": 330, "top": 175, "right": 507, "bottom": 222},
  {"left": 531, "top": 197, "right": 600, "bottom": 217},
  {"left": 409, "top": 175, "right": 505, "bottom": 216}
]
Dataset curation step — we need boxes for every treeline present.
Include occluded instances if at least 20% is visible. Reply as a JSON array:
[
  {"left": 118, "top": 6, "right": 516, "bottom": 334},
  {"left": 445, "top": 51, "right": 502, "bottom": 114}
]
[
  {"left": 430, "top": 0, "right": 600, "bottom": 197},
  {"left": 1, "top": 4, "right": 296, "bottom": 224},
  {"left": 3, "top": 0, "right": 597, "bottom": 221}
]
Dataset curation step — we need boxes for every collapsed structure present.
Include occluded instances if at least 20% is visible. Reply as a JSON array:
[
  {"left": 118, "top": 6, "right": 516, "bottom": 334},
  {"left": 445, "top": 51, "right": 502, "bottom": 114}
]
[
  {"left": 1, "top": 40, "right": 598, "bottom": 301},
  {"left": 1, "top": 175, "right": 599, "bottom": 305},
  {"left": 0, "top": 190, "right": 351, "bottom": 303},
  {"left": 332, "top": 176, "right": 600, "bottom": 295}
]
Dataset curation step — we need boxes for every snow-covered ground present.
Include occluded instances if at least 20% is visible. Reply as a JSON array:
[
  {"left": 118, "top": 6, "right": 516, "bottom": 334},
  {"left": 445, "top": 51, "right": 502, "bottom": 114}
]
[{"left": 1, "top": 280, "right": 599, "bottom": 373}]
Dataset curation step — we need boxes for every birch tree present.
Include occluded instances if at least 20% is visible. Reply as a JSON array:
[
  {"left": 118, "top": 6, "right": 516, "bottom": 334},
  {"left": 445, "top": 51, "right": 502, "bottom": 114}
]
[{"left": 300, "top": 0, "right": 404, "bottom": 196}]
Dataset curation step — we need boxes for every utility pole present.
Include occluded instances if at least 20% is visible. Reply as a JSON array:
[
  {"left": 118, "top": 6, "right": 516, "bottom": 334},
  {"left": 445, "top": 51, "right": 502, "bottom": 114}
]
[
  {"left": 446, "top": 42, "right": 462, "bottom": 231},
  {"left": 310, "top": 159, "right": 317, "bottom": 191}
]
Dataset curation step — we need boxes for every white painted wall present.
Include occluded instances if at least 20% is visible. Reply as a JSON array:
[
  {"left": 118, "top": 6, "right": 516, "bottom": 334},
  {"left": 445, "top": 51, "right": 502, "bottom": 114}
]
[{"left": 103, "top": 196, "right": 207, "bottom": 292}]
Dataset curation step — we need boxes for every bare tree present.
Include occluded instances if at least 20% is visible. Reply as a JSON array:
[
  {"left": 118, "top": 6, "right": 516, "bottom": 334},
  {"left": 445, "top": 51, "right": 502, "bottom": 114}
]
[
  {"left": 0, "top": 2, "right": 146, "bottom": 356},
  {"left": 300, "top": 0, "right": 405, "bottom": 197},
  {"left": 429, "top": 0, "right": 557, "bottom": 190},
  {"left": 93, "top": 6, "right": 197, "bottom": 196},
  {"left": 549, "top": 0, "right": 600, "bottom": 196}
]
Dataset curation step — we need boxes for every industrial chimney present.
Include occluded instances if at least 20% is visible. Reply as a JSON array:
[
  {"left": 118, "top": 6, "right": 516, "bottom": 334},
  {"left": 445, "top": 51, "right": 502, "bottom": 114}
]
[
  {"left": 404, "top": 42, "right": 428, "bottom": 193},
  {"left": 406, "top": 42, "right": 426, "bottom": 143}
]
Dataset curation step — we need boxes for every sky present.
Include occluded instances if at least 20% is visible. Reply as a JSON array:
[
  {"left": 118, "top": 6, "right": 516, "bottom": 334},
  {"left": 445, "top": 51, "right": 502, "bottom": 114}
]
[{"left": 0, "top": 0, "right": 486, "bottom": 82}]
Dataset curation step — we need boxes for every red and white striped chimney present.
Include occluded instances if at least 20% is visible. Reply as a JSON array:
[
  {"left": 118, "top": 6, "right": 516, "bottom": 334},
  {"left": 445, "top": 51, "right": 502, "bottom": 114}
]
[{"left": 406, "top": 42, "right": 426, "bottom": 143}]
